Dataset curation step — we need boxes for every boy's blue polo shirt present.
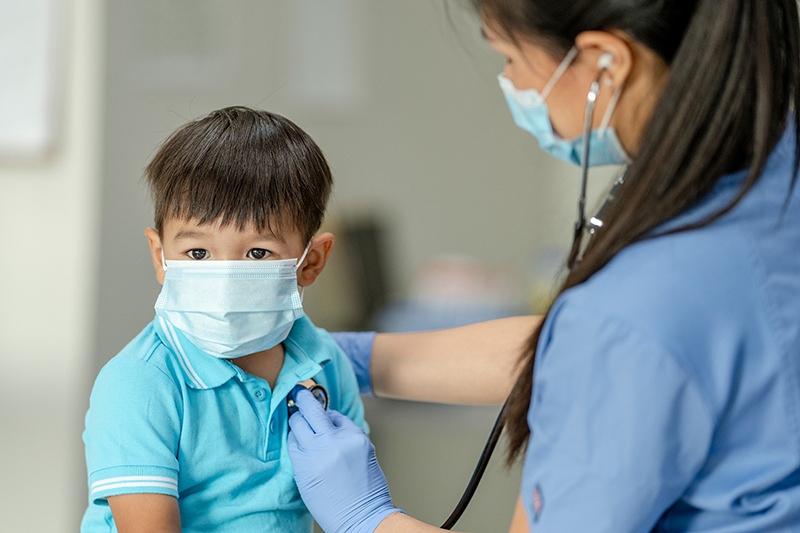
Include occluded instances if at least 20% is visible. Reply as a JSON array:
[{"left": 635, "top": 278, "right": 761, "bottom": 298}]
[{"left": 81, "top": 315, "right": 367, "bottom": 533}]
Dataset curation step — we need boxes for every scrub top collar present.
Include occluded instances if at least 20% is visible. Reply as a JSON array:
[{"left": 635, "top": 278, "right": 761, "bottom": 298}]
[{"left": 153, "top": 315, "right": 331, "bottom": 391}]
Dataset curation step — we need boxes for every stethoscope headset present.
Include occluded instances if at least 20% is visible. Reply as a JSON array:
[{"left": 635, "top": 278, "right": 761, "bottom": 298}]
[{"left": 440, "top": 51, "right": 626, "bottom": 529}]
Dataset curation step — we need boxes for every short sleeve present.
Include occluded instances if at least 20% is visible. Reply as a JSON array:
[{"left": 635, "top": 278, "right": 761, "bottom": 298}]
[
  {"left": 317, "top": 329, "right": 370, "bottom": 434},
  {"left": 84, "top": 356, "right": 183, "bottom": 504},
  {"left": 328, "top": 331, "right": 376, "bottom": 396},
  {"left": 521, "top": 310, "right": 715, "bottom": 532}
]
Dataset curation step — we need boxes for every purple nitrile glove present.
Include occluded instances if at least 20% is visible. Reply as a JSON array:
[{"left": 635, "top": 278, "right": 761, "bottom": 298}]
[
  {"left": 288, "top": 386, "right": 402, "bottom": 533},
  {"left": 329, "top": 331, "right": 376, "bottom": 396}
]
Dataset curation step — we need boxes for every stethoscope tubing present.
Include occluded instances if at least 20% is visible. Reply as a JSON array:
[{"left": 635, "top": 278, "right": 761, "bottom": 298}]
[
  {"left": 440, "top": 399, "right": 508, "bottom": 529},
  {"left": 442, "top": 64, "right": 615, "bottom": 530}
]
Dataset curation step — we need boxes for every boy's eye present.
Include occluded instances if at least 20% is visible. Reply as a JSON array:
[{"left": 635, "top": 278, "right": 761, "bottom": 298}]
[
  {"left": 188, "top": 249, "right": 209, "bottom": 260},
  {"left": 247, "top": 248, "right": 271, "bottom": 260}
]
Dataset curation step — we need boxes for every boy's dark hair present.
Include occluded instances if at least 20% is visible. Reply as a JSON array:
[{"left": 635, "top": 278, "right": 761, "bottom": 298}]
[{"left": 145, "top": 106, "right": 332, "bottom": 242}]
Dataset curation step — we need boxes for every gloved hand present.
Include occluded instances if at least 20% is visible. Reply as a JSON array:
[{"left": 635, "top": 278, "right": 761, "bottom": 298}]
[
  {"left": 288, "top": 385, "right": 402, "bottom": 533},
  {"left": 329, "top": 331, "right": 376, "bottom": 396}
]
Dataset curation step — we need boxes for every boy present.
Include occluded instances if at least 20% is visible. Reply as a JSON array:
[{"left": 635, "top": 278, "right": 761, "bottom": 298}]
[{"left": 81, "top": 107, "right": 367, "bottom": 532}]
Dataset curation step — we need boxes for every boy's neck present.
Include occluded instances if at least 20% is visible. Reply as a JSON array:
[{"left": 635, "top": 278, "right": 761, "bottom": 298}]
[{"left": 231, "top": 343, "right": 286, "bottom": 391}]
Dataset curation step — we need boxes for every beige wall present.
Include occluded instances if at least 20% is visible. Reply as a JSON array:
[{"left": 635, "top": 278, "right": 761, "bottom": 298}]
[{"left": 0, "top": 0, "right": 104, "bottom": 530}]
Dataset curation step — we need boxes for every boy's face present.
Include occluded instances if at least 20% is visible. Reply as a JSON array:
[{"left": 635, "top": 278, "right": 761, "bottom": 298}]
[{"left": 144, "top": 218, "right": 334, "bottom": 287}]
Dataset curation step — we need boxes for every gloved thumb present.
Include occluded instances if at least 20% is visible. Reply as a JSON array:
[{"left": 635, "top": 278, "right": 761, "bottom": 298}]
[{"left": 290, "top": 385, "right": 334, "bottom": 435}]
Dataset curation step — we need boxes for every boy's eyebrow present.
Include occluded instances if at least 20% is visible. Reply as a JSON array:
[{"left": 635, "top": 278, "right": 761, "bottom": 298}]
[
  {"left": 174, "top": 229, "right": 210, "bottom": 240},
  {"left": 173, "top": 227, "right": 287, "bottom": 243}
]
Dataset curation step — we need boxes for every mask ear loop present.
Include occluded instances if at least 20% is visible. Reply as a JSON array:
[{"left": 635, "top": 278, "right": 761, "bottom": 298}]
[
  {"left": 595, "top": 52, "right": 620, "bottom": 140},
  {"left": 540, "top": 46, "right": 580, "bottom": 101},
  {"left": 597, "top": 85, "right": 623, "bottom": 140},
  {"left": 161, "top": 249, "right": 168, "bottom": 272},
  {"left": 295, "top": 240, "right": 313, "bottom": 301},
  {"left": 567, "top": 53, "right": 613, "bottom": 271}
]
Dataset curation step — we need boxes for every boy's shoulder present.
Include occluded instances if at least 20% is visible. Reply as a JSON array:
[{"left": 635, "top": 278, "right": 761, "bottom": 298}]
[{"left": 95, "top": 319, "right": 184, "bottom": 393}]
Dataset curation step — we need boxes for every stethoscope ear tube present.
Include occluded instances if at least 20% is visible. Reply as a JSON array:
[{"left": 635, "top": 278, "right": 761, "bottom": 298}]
[
  {"left": 568, "top": 74, "right": 604, "bottom": 271},
  {"left": 440, "top": 399, "right": 508, "bottom": 529}
]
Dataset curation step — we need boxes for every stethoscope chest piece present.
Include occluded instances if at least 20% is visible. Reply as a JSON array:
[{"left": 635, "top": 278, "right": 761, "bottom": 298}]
[{"left": 287, "top": 378, "right": 329, "bottom": 416}]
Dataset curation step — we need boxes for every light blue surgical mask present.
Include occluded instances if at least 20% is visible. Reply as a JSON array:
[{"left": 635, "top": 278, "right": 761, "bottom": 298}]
[
  {"left": 497, "top": 47, "right": 631, "bottom": 167},
  {"left": 154, "top": 243, "right": 311, "bottom": 359}
]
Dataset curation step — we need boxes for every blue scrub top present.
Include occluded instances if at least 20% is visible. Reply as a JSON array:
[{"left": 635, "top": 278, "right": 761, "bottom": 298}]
[{"left": 521, "top": 125, "right": 800, "bottom": 531}]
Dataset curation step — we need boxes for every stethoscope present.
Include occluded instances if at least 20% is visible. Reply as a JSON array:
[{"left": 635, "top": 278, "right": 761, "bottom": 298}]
[
  {"left": 286, "top": 57, "right": 627, "bottom": 530},
  {"left": 440, "top": 54, "right": 627, "bottom": 530},
  {"left": 288, "top": 379, "right": 330, "bottom": 416},
  {"left": 566, "top": 51, "right": 625, "bottom": 271}
]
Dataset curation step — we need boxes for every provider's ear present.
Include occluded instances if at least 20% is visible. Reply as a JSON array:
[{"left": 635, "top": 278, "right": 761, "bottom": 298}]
[
  {"left": 144, "top": 228, "right": 166, "bottom": 285},
  {"left": 297, "top": 233, "right": 335, "bottom": 287},
  {"left": 574, "top": 30, "right": 634, "bottom": 92}
]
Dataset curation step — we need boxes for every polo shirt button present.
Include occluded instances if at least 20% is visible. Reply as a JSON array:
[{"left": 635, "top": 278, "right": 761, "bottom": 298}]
[
  {"left": 253, "top": 388, "right": 266, "bottom": 401},
  {"left": 269, "top": 418, "right": 278, "bottom": 433}
]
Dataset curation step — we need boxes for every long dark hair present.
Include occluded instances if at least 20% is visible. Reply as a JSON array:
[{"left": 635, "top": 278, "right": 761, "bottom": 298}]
[{"left": 473, "top": 0, "right": 800, "bottom": 464}]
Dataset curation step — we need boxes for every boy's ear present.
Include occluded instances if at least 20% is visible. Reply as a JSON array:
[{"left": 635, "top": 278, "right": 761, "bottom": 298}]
[
  {"left": 144, "top": 228, "right": 166, "bottom": 285},
  {"left": 297, "top": 232, "right": 335, "bottom": 288}
]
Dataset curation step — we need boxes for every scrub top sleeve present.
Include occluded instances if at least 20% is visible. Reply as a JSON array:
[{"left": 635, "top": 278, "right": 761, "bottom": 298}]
[
  {"left": 336, "top": 367, "right": 370, "bottom": 435},
  {"left": 328, "top": 331, "right": 376, "bottom": 396},
  {"left": 319, "top": 329, "right": 370, "bottom": 434},
  {"left": 84, "top": 357, "right": 182, "bottom": 504},
  {"left": 523, "top": 312, "right": 715, "bottom": 532}
]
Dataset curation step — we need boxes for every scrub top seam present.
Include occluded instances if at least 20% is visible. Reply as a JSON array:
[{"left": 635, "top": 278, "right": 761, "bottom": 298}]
[{"left": 743, "top": 226, "right": 800, "bottom": 459}]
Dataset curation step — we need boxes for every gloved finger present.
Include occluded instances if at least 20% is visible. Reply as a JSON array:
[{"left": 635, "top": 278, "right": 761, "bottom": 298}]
[
  {"left": 291, "top": 386, "right": 335, "bottom": 435},
  {"left": 288, "top": 410, "right": 317, "bottom": 447},
  {"left": 327, "top": 409, "right": 363, "bottom": 432},
  {"left": 287, "top": 428, "right": 300, "bottom": 454},
  {"left": 287, "top": 430, "right": 310, "bottom": 463}
]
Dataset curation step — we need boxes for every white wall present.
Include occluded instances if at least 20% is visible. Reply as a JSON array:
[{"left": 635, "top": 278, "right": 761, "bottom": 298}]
[{"left": 0, "top": 0, "right": 104, "bottom": 530}]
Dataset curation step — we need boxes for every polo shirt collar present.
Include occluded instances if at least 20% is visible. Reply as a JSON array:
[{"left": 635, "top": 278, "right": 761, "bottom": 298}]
[
  {"left": 153, "top": 316, "right": 237, "bottom": 389},
  {"left": 270, "top": 316, "right": 333, "bottom": 408},
  {"left": 152, "top": 315, "right": 331, "bottom": 391},
  {"left": 282, "top": 315, "right": 332, "bottom": 377}
]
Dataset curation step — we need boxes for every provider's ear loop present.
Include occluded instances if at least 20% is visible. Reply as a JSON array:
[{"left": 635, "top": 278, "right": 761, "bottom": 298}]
[
  {"left": 567, "top": 52, "right": 617, "bottom": 271},
  {"left": 540, "top": 46, "right": 580, "bottom": 101}
]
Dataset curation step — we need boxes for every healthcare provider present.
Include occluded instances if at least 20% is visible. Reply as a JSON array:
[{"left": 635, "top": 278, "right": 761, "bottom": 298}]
[{"left": 287, "top": 0, "right": 800, "bottom": 531}]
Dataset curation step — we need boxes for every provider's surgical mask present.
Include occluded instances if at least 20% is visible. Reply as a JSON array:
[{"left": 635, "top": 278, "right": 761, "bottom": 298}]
[
  {"left": 497, "top": 46, "right": 631, "bottom": 167},
  {"left": 154, "top": 243, "right": 311, "bottom": 359},
  {"left": 499, "top": 47, "right": 631, "bottom": 270}
]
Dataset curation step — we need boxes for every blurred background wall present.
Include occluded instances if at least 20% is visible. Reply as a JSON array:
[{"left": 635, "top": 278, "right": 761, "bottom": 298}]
[
  {"left": 0, "top": 0, "right": 104, "bottom": 530},
  {"left": 0, "top": 0, "right": 619, "bottom": 531}
]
